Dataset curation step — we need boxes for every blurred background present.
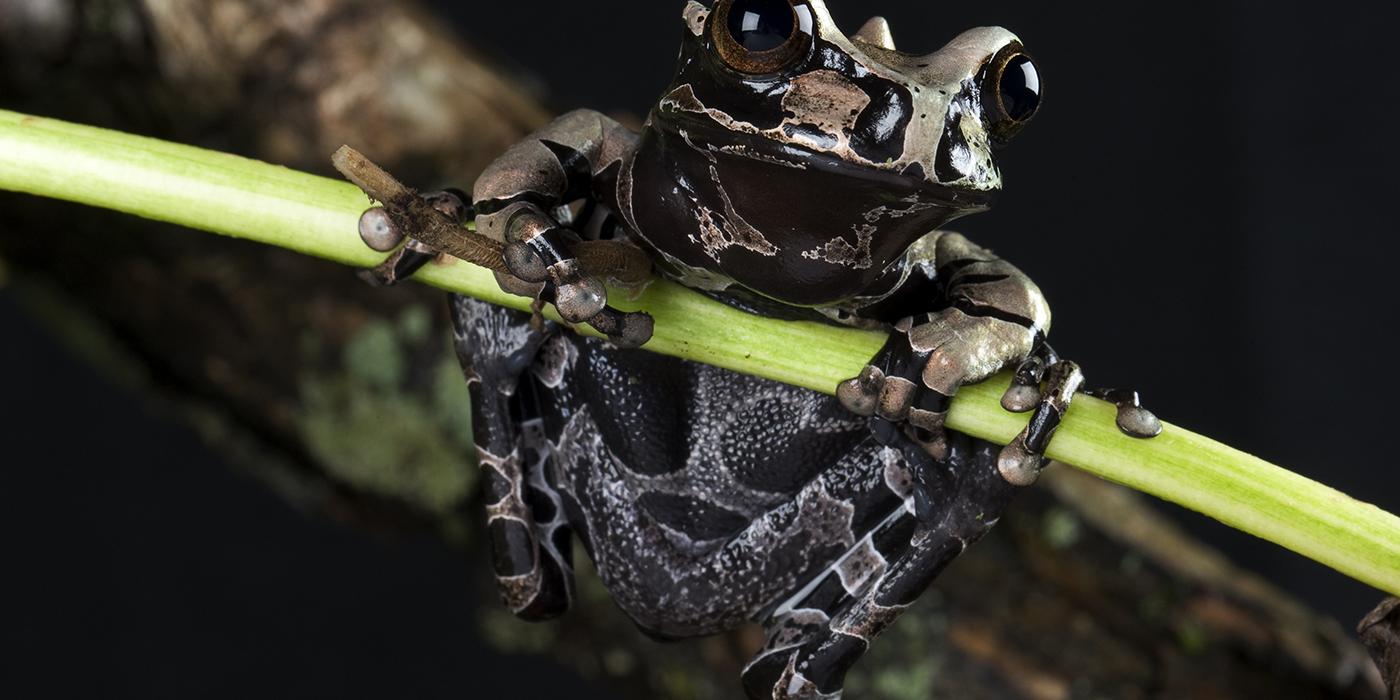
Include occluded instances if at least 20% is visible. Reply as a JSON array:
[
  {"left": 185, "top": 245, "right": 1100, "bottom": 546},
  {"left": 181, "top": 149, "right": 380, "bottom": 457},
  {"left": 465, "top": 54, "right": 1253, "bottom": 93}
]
[{"left": 1, "top": 0, "right": 1397, "bottom": 697}]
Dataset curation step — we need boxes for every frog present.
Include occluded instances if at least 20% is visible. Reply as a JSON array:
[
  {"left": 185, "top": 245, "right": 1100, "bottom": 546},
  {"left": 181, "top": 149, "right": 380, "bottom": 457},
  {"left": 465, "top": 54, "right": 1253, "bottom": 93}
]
[{"left": 356, "top": 1, "right": 1159, "bottom": 697}]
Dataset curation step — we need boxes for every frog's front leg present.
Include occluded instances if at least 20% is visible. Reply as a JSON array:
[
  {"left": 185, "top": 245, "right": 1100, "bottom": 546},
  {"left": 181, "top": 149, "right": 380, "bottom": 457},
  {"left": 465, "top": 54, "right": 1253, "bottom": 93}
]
[
  {"left": 841, "top": 232, "right": 1161, "bottom": 485},
  {"left": 839, "top": 232, "right": 1052, "bottom": 462},
  {"left": 473, "top": 109, "right": 653, "bottom": 347}
]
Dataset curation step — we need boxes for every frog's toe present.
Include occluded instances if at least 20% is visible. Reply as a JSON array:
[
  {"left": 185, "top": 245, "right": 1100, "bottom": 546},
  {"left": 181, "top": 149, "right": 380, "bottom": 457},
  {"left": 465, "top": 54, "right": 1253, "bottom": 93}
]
[
  {"left": 1001, "top": 383, "right": 1041, "bottom": 413},
  {"left": 545, "top": 262, "right": 653, "bottom": 347},
  {"left": 875, "top": 375, "right": 919, "bottom": 421},
  {"left": 552, "top": 266, "right": 608, "bottom": 323},
  {"left": 1002, "top": 346, "right": 1054, "bottom": 413},
  {"left": 503, "top": 240, "right": 550, "bottom": 283},
  {"left": 872, "top": 375, "right": 954, "bottom": 457},
  {"left": 356, "top": 189, "right": 474, "bottom": 287},
  {"left": 1118, "top": 404, "right": 1163, "bottom": 438},
  {"left": 838, "top": 331, "right": 954, "bottom": 459},
  {"left": 616, "top": 311, "right": 655, "bottom": 348},
  {"left": 997, "top": 440, "right": 1042, "bottom": 486},
  {"left": 584, "top": 306, "right": 654, "bottom": 349},
  {"left": 528, "top": 268, "right": 652, "bottom": 348},
  {"left": 358, "top": 207, "right": 404, "bottom": 252},
  {"left": 837, "top": 366, "right": 883, "bottom": 417},
  {"left": 498, "top": 206, "right": 654, "bottom": 347},
  {"left": 1087, "top": 388, "right": 1163, "bottom": 439},
  {"left": 997, "top": 359, "right": 1084, "bottom": 485},
  {"left": 995, "top": 351, "right": 1162, "bottom": 484}
]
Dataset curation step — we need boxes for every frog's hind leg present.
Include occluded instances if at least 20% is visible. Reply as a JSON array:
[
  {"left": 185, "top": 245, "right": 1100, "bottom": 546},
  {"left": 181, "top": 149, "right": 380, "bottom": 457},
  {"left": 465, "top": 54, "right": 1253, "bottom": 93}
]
[
  {"left": 742, "top": 511, "right": 918, "bottom": 700},
  {"left": 742, "top": 435, "right": 1018, "bottom": 699},
  {"left": 453, "top": 296, "right": 576, "bottom": 621},
  {"left": 478, "top": 404, "right": 577, "bottom": 622}
]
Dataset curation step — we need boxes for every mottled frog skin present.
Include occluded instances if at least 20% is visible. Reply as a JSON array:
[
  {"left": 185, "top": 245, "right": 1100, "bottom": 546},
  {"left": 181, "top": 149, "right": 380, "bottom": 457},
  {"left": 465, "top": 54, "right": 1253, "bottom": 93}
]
[{"left": 362, "top": 1, "right": 1158, "bottom": 697}]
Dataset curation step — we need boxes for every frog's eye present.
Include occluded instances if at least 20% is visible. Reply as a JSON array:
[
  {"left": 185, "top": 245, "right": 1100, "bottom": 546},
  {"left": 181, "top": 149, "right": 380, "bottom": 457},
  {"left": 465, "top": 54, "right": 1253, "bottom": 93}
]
[
  {"left": 712, "top": 0, "right": 814, "bottom": 75},
  {"left": 982, "top": 45, "right": 1042, "bottom": 142}
]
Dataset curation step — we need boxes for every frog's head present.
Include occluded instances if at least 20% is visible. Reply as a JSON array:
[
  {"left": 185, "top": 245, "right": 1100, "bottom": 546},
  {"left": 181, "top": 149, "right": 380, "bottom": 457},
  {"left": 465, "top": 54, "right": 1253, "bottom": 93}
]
[
  {"left": 661, "top": 0, "right": 1039, "bottom": 198},
  {"left": 636, "top": 0, "right": 1041, "bottom": 305}
]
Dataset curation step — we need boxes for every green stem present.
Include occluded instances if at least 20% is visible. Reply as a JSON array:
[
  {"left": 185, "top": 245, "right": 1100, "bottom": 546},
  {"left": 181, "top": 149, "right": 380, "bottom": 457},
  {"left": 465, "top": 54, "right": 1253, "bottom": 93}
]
[{"left": 2, "top": 108, "right": 1397, "bottom": 597}]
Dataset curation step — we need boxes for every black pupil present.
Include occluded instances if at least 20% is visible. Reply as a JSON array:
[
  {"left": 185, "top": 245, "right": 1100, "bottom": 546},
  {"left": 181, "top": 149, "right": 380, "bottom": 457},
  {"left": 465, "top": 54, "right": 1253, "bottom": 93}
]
[
  {"left": 999, "top": 55, "right": 1041, "bottom": 121},
  {"left": 727, "top": 0, "right": 795, "bottom": 52}
]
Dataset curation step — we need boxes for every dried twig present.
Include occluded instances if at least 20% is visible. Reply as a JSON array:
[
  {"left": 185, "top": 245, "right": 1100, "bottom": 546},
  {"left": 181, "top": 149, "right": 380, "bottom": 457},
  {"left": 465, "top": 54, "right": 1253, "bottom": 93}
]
[
  {"left": 332, "top": 146, "right": 653, "bottom": 285},
  {"left": 332, "top": 146, "right": 510, "bottom": 273}
]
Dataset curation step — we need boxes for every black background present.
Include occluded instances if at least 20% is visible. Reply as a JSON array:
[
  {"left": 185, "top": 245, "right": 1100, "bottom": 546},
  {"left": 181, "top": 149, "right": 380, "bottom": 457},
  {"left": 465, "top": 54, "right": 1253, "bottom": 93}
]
[{"left": 3, "top": 1, "right": 1399, "bottom": 697}]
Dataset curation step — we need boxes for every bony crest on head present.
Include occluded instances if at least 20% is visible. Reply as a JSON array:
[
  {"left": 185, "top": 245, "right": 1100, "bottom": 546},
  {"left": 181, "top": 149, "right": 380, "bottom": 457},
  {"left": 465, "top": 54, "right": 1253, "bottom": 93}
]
[
  {"left": 672, "top": 1, "right": 1042, "bottom": 186},
  {"left": 851, "top": 16, "right": 895, "bottom": 51},
  {"left": 647, "top": 0, "right": 1046, "bottom": 305}
]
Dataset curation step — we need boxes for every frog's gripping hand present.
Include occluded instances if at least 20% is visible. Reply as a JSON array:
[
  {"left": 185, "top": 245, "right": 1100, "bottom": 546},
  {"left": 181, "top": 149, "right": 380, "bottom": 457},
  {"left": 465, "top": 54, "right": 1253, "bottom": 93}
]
[
  {"left": 355, "top": 110, "right": 653, "bottom": 348},
  {"left": 471, "top": 110, "right": 654, "bottom": 348},
  {"left": 838, "top": 232, "right": 1051, "bottom": 462},
  {"left": 838, "top": 232, "right": 1160, "bottom": 485},
  {"left": 357, "top": 189, "right": 475, "bottom": 286}
]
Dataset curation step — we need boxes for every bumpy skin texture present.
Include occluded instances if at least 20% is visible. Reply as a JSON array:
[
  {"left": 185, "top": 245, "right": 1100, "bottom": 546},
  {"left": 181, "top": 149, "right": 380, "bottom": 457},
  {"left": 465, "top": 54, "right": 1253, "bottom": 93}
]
[
  {"left": 427, "top": 2, "right": 1146, "bottom": 698},
  {"left": 453, "top": 297, "right": 1018, "bottom": 698}
]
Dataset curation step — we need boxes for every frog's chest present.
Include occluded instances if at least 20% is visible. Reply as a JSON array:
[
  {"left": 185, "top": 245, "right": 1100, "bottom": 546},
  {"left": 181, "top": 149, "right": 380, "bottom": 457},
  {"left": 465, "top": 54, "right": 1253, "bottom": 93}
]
[{"left": 616, "top": 127, "right": 950, "bottom": 307}]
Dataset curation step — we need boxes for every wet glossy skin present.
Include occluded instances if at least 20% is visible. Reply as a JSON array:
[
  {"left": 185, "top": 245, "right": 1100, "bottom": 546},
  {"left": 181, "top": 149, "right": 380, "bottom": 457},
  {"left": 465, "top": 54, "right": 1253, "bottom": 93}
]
[
  {"left": 369, "top": 2, "right": 1158, "bottom": 698},
  {"left": 623, "top": 2, "right": 1020, "bottom": 307}
]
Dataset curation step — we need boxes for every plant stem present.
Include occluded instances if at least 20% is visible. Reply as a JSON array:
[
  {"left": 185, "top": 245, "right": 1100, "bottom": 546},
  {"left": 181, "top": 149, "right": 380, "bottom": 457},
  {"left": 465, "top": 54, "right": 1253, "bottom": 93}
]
[{"left": 2, "top": 108, "right": 1397, "bottom": 597}]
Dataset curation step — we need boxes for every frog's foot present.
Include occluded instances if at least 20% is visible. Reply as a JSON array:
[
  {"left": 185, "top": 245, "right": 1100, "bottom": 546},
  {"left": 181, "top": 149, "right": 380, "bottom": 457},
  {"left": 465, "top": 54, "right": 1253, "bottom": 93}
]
[
  {"left": 501, "top": 218, "right": 654, "bottom": 349},
  {"left": 998, "top": 340, "right": 1059, "bottom": 413},
  {"left": 1085, "top": 388, "right": 1163, "bottom": 438},
  {"left": 743, "top": 433, "right": 1018, "bottom": 700},
  {"left": 997, "top": 344, "right": 1163, "bottom": 485},
  {"left": 1001, "top": 344, "right": 1162, "bottom": 439},
  {"left": 836, "top": 335, "right": 944, "bottom": 457},
  {"left": 357, "top": 189, "right": 473, "bottom": 287},
  {"left": 357, "top": 191, "right": 655, "bottom": 348},
  {"left": 996, "top": 357, "right": 1084, "bottom": 485}
]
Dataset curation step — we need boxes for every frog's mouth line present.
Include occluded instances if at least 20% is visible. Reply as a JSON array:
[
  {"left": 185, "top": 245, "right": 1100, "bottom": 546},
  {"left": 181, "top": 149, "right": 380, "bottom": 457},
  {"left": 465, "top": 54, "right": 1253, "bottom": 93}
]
[
  {"left": 783, "top": 140, "right": 999, "bottom": 211},
  {"left": 657, "top": 83, "right": 999, "bottom": 207},
  {"left": 662, "top": 114, "right": 998, "bottom": 212}
]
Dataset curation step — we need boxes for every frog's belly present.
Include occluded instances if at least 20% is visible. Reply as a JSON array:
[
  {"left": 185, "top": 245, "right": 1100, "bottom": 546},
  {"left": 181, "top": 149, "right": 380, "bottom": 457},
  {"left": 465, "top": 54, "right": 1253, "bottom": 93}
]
[{"left": 532, "top": 332, "right": 925, "bottom": 639}]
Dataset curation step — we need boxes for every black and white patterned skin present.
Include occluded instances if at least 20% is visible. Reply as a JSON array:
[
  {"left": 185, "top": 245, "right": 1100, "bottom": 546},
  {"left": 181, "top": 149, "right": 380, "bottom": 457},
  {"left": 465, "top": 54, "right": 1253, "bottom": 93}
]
[
  {"left": 453, "top": 296, "right": 1018, "bottom": 698},
  {"left": 361, "top": 1, "right": 1158, "bottom": 697}
]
